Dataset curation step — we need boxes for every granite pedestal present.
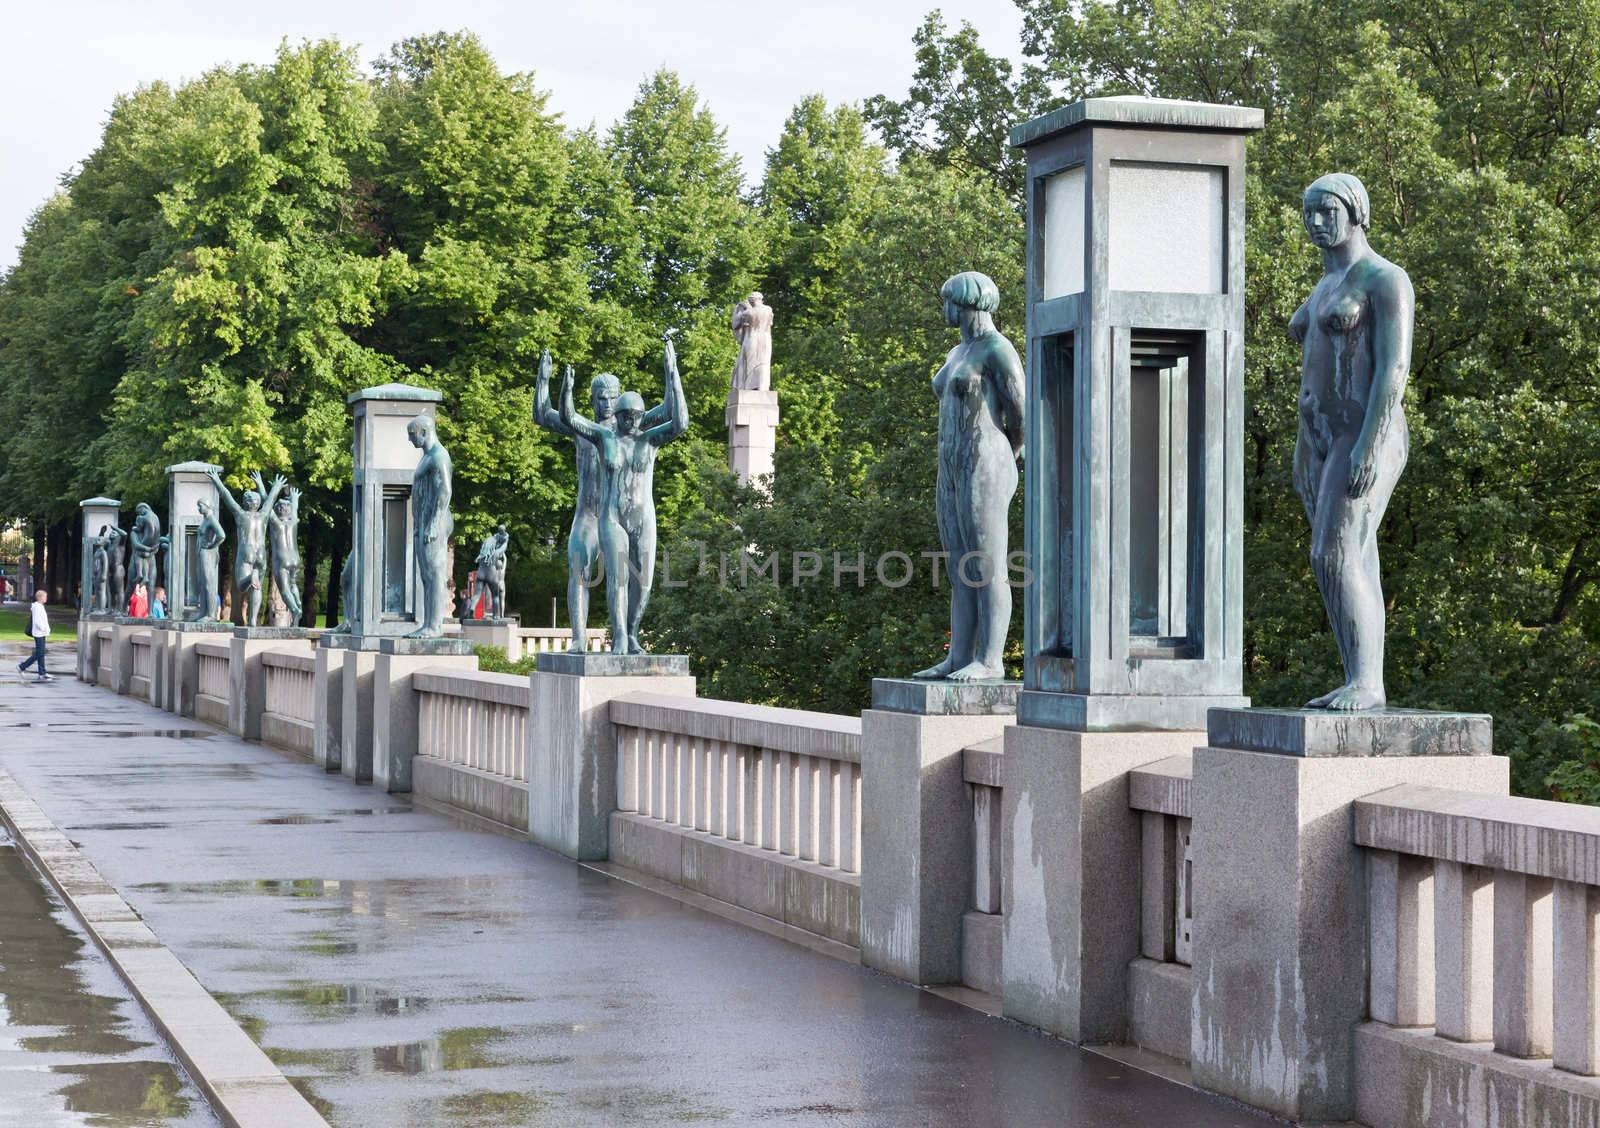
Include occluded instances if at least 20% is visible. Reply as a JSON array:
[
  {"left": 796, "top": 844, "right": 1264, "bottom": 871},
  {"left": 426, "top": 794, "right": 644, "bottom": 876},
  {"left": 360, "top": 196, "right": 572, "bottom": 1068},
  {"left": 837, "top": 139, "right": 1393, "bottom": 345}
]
[
  {"left": 1002, "top": 723, "right": 1203, "bottom": 1041},
  {"left": 160, "top": 621, "right": 234, "bottom": 717},
  {"left": 229, "top": 627, "right": 319, "bottom": 742},
  {"left": 372, "top": 637, "right": 477, "bottom": 794},
  {"left": 109, "top": 617, "right": 153, "bottom": 695},
  {"left": 1190, "top": 707, "right": 1509, "bottom": 1122},
  {"left": 528, "top": 652, "right": 694, "bottom": 860},
  {"left": 459, "top": 619, "right": 519, "bottom": 660},
  {"left": 322, "top": 636, "right": 383, "bottom": 783},
  {"left": 861, "top": 677, "right": 1017, "bottom": 985},
  {"left": 312, "top": 644, "right": 345, "bottom": 772}
]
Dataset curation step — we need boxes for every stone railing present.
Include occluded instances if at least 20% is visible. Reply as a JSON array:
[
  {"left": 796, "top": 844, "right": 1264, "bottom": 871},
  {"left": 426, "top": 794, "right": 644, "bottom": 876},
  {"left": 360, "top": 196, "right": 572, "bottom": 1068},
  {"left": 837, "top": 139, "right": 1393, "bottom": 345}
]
[
  {"left": 416, "top": 669, "right": 529, "bottom": 780},
  {"left": 961, "top": 736, "right": 1005, "bottom": 995},
  {"left": 129, "top": 631, "right": 154, "bottom": 696},
  {"left": 518, "top": 627, "right": 606, "bottom": 657},
  {"left": 95, "top": 626, "right": 114, "bottom": 687},
  {"left": 1354, "top": 784, "right": 1600, "bottom": 1113},
  {"left": 261, "top": 649, "right": 315, "bottom": 757},
  {"left": 608, "top": 693, "right": 862, "bottom": 946},
  {"left": 194, "top": 641, "right": 231, "bottom": 727},
  {"left": 613, "top": 694, "right": 862, "bottom": 873},
  {"left": 411, "top": 669, "right": 531, "bottom": 831},
  {"left": 1125, "top": 754, "right": 1195, "bottom": 1065}
]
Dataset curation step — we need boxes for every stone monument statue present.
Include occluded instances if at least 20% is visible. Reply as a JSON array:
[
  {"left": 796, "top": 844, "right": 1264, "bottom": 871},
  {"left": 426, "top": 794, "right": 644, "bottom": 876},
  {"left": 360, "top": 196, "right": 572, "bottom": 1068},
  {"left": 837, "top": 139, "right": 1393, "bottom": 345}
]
[
  {"left": 207, "top": 469, "right": 285, "bottom": 627},
  {"left": 90, "top": 529, "right": 110, "bottom": 613},
  {"left": 474, "top": 525, "right": 510, "bottom": 621},
  {"left": 730, "top": 293, "right": 773, "bottom": 393},
  {"left": 557, "top": 339, "right": 688, "bottom": 654},
  {"left": 257, "top": 474, "right": 302, "bottom": 624},
  {"left": 1289, "top": 172, "right": 1415, "bottom": 711},
  {"left": 534, "top": 348, "right": 670, "bottom": 652},
  {"left": 128, "top": 503, "right": 165, "bottom": 597},
  {"left": 194, "top": 499, "right": 225, "bottom": 621},
  {"left": 912, "top": 271, "right": 1025, "bottom": 683},
  {"left": 406, "top": 415, "right": 453, "bottom": 638},
  {"left": 106, "top": 526, "right": 128, "bottom": 615}
]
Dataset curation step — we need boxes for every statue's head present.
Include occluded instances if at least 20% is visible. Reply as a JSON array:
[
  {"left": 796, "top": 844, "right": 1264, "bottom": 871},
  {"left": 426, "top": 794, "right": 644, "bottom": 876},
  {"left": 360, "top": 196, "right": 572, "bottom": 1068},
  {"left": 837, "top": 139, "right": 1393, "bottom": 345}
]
[
  {"left": 590, "top": 374, "right": 622, "bottom": 420},
  {"left": 748, "top": 291, "right": 764, "bottom": 306},
  {"left": 1302, "top": 172, "right": 1370, "bottom": 250},
  {"left": 274, "top": 496, "right": 292, "bottom": 518},
  {"left": 495, "top": 524, "right": 508, "bottom": 539},
  {"left": 940, "top": 271, "right": 1000, "bottom": 327},
  {"left": 407, "top": 414, "right": 436, "bottom": 450},
  {"left": 135, "top": 502, "right": 152, "bottom": 520},
  {"left": 615, "top": 391, "right": 646, "bottom": 435},
  {"left": 197, "top": 500, "right": 212, "bottom": 518},
  {"left": 242, "top": 490, "right": 262, "bottom": 512}
]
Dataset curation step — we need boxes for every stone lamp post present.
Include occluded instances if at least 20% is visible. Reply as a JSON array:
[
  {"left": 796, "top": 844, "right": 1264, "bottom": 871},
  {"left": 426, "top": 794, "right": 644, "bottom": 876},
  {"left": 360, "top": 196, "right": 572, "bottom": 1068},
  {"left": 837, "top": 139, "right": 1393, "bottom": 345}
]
[{"left": 1012, "top": 95, "right": 1263, "bottom": 732}]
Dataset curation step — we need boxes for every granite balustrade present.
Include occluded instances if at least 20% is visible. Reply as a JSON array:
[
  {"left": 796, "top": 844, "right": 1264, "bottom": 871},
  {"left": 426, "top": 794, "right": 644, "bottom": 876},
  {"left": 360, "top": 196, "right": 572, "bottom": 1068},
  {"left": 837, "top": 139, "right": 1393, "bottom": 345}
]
[
  {"left": 194, "top": 641, "right": 231, "bottom": 727},
  {"left": 412, "top": 668, "right": 531, "bottom": 830},
  {"left": 1353, "top": 784, "right": 1600, "bottom": 1126},
  {"left": 260, "top": 650, "right": 316, "bottom": 757},
  {"left": 608, "top": 693, "right": 862, "bottom": 948}
]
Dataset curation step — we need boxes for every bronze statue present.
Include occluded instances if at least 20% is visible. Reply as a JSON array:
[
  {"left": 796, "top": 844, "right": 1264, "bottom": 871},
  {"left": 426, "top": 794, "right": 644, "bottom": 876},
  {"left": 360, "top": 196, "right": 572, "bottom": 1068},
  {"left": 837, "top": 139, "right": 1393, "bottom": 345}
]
[{"left": 1289, "top": 173, "right": 1415, "bottom": 711}]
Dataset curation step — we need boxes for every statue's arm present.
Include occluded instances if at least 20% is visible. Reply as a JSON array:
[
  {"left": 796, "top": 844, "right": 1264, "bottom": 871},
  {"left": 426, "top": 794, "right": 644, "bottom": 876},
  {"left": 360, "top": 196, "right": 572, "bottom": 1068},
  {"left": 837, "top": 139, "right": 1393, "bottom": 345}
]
[
  {"left": 209, "top": 472, "right": 242, "bottom": 517},
  {"left": 533, "top": 349, "right": 573, "bottom": 435},
  {"left": 433, "top": 457, "right": 453, "bottom": 535},
  {"left": 263, "top": 473, "right": 288, "bottom": 514},
  {"left": 645, "top": 341, "right": 689, "bottom": 446},
  {"left": 991, "top": 338, "right": 1026, "bottom": 458},
  {"left": 1349, "top": 267, "right": 1416, "bottom": 497},
  {"left": 558, "top": 375, "right": 603, "bottom": 444}
]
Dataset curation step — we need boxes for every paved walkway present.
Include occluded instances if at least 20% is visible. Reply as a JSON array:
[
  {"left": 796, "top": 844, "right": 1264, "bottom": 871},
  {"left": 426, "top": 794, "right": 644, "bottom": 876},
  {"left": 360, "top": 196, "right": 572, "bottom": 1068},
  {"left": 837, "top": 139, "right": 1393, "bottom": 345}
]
[{"left": 0, "top": 666, "right": 1268, "bottom": 1127}]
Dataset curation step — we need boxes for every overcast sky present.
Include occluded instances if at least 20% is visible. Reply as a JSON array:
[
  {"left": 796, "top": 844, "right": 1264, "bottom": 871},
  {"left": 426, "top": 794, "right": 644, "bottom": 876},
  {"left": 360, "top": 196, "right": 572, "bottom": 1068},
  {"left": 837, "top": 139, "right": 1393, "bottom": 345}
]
[{"left": 0, "top": 0, "right": 1026, "bottom": 271}]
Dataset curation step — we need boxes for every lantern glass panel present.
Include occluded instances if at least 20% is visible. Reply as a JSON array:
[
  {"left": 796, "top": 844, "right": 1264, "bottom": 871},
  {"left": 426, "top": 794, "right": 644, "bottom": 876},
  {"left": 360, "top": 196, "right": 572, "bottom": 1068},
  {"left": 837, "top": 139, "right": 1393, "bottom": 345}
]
[
  {"left": 1108, "top": 162, "right": 1224, "bottom": 294},
  {"left": 1042, "top": 165, "right": 1086, "bottom": 299}
]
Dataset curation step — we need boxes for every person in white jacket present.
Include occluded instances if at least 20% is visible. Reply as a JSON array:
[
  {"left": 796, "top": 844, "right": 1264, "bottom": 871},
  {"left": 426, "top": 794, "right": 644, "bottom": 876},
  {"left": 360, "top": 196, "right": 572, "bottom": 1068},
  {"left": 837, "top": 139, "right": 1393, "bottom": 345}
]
[{"left": 18, "top": 590, "right": 51, "bottom": 681}]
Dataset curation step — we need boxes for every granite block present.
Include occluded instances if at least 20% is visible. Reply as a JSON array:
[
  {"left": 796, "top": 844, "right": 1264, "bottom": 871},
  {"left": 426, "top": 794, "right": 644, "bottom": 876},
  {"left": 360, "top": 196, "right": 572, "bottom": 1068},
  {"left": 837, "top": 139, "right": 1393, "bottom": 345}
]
[
  {"left": 535, "top": 652, "right": 689, "bottom": 677},
  {"left": 871, "top": 677, "right": 1019, "bottom": 716},
  {"left": 1207, "top": 707, "right": 1493, "bottom": 758}
]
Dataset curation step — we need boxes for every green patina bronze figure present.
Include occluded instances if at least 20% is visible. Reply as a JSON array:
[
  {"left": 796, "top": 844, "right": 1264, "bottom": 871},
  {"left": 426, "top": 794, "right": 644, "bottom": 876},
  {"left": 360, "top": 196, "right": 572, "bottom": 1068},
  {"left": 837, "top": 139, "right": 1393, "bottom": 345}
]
[
  {"left": 406, "top": 415, "right": 453, "bottom": 638},
  {"left": 1290, "top": 173, "right": 1415, "bottom": 711},
  {"left": 557, "top": 339, "right": 688, "bottom": 655},
  {"left": 913, "top": 271, "right": 1024, "bottom": 683},
  {"left": 208, "top": 469, "right": 285, "bottom": 627},
  {"left": 534, "top": 348, "right": 670, "bottom": 652},
  {"left": 194, "top": 499, "right": 226, "bottom": 621},
  {"left": 129, "top": 503, "right": 165, "bottom": 597},
  {"left": 255, "top": 473, "right": 302, "bottom": 624},
  {"left": 474, "top": 525, "right": 510, "bottom": 621}
]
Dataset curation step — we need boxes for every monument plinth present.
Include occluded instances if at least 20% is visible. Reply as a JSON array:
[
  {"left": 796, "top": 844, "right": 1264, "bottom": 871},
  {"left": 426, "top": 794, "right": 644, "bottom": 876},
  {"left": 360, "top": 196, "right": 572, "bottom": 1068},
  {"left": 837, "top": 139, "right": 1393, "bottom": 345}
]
[
  {"left": 870, "top": 677, "right": 1020, "bottom": 717},
  {"left": 343, "top": 383, "right": 442, "bottom": 638},
  {"left": 534, "top": 652, "right": 688, "bottom": 677},
  {"left": 164, "top": 463, "right": 221, "bottom": 622}
]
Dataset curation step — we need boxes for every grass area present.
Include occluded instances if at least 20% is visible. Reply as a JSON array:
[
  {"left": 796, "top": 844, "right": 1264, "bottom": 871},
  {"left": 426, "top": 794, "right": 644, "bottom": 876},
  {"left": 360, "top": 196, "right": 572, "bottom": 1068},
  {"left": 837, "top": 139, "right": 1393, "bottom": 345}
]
[{"left": 0, "top": 604, "right": 74, "bottom": 643}]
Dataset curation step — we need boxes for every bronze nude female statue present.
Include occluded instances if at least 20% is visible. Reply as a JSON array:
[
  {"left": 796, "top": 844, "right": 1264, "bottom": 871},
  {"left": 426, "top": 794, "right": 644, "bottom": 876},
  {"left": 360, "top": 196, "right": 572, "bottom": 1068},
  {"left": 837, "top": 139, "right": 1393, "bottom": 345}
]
[
  {"left": 913, "top": 271, "right": 1024, "bottom": 683},
  {"left": 1289, "top": 173, "right": 1415, "bottom": 711}
]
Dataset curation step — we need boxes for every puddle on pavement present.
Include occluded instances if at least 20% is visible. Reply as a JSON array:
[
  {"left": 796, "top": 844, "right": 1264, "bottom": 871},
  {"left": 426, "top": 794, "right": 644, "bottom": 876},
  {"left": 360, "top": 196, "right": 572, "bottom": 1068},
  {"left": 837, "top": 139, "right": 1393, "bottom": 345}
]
[
  {"left": 266, "top": 1024, "right": 513, "bottom": 1075},
  {"left": 0, "top": 836, "right": 215, "bottom": 1126},
  {"left": 71, "top": 822, "right": 175, "bottom": 832},
  {"left": 82, "top": 730, "right": 216, "bottom": 740},
  {"left": 256, "top": 815, "right": 336, "bottom": 826}
]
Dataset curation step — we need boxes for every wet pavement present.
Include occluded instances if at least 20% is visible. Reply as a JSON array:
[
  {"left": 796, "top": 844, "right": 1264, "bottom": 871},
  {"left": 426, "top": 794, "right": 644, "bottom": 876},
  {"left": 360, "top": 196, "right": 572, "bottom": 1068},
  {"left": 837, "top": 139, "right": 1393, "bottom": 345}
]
[
  {"left": 0, "top": 826, "right": 215, "bottom": 1127},
  {"left": 0, "top": 661, "right": 1271, "bottom": 1127}
]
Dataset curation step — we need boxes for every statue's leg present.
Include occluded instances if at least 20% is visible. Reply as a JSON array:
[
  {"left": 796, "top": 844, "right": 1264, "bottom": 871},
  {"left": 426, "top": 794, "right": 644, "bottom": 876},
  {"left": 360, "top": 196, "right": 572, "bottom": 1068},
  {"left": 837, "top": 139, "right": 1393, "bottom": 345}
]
[
  {"left": 952, "top": 465, "right": 1015, "bottom": 681},
  {"left": 626, "top": 518, "right": 657, "bottom": 654},
  {"left": 1306, "top": 437, "right": 1400, "bottom": 710},
  {"left": 568, "top": 520, "right": 598, "bottom": 652},
  {"left": 599, "top": 524, "right": 629, "bottom": 654},
  {"left": 914, "top": 479, "right": 965, "bottom": 679}
]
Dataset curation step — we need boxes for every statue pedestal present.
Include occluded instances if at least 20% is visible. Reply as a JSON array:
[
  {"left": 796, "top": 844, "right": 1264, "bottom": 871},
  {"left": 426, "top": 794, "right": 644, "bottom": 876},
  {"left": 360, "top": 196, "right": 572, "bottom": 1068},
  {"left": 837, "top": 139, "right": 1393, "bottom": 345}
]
[
  {"left": 229, "top": 627, "right": 320, "bottom": 741},
  {"left": 1190, "top": 707, "right": 1507, "bottom": 1121},
  {"left": 372, "top": 637, "right": 477, "bottom": 794},
  {"left": 320, "top": 635, "right": 384, "bottom": 782},
  {"left": 459, "top": 619, "right": 518, "bottom": 659},
  {"left": 861, "top": 677, "right": 1017, "bottom": 986},
  {"left": 725, "top": 389, "right": 779, "bottom": 489},
  {"left": 528, "top": 651, "right": 695, "bottom": 860},
  {"left": 154, "top": 619, "right": 233, "bottom": 716}
]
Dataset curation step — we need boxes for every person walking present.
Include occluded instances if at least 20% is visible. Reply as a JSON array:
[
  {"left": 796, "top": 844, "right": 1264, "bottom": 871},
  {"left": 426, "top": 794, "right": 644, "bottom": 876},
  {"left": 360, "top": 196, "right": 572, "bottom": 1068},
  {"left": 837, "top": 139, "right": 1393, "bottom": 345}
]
[
  {"left": 151, "top": 586, "right": 167, "bottom": 620},
  {"left": 17, "top": 590, "right": 52, "bottom": 681}
]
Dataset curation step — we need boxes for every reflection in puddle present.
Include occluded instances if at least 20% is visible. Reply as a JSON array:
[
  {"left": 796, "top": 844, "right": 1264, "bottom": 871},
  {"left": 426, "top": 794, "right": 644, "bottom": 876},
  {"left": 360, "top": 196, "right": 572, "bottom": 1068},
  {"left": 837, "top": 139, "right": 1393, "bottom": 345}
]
[
  {"left": 80, "top": 730, "right": 215, "bottom": 740},
  {"left": 0, "top": 843, "right": 213, "bottom": 1126},
  {"left": 256, "top": 815, "right": 335, "bottom": 826},
  {"left": 267, "top": 1025, "right": 511, "bottom": 1075}
]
